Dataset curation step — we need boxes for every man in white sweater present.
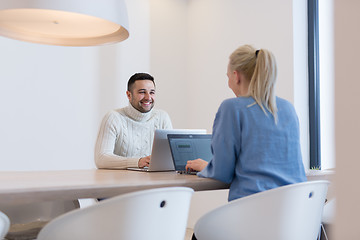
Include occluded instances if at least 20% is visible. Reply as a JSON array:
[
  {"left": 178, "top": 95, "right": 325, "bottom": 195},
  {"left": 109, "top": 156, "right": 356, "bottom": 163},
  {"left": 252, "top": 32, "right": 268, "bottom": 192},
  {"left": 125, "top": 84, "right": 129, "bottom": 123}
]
[{"left": 95, "top": 73, "right": 173, "bottom": 169}]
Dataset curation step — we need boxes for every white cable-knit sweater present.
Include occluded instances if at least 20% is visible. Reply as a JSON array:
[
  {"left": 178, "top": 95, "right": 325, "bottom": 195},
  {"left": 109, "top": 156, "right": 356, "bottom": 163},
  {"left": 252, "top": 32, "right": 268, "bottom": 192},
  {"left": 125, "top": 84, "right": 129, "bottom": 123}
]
[{"left": 95, "top": 104, "right": 172, "bottom": 169}]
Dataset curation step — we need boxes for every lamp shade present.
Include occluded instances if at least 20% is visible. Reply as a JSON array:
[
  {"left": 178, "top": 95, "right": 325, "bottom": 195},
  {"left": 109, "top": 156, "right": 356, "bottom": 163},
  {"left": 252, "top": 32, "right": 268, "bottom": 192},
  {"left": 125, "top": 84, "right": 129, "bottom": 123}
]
[{"left": 0, "top": 0, "right": 129, "bottom": 46}]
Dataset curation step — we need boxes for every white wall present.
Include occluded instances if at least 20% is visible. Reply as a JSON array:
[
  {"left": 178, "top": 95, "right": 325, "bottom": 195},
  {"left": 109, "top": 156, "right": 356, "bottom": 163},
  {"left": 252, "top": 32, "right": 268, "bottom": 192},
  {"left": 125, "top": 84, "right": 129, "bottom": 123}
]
[
  {"left": 149, "top": 0, "right": 189, "bottom": 130},
  {"left": 0, "top": 40, "right": 99, "bottom": 171},
  {"left": 150, "top": 0, "right": 309, "bottom": 167},
  {"left": 152, "top": 0, "right": 296, "bottom": 132},
  {"left": 0, "top": 0, "right": 151, "bottom": 171},
  {"left": 186, "top": 0, "right": 295, "bottom": 131},
  {"left": 334, "top": 0, "right": 360, "bottom": 238}
]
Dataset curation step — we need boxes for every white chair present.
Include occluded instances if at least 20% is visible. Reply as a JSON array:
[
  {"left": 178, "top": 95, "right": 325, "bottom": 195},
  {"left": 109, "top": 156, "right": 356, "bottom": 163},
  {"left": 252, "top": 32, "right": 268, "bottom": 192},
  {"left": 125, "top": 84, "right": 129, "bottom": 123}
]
[
  {"left": 0, "top": 211, "right": 10, "bottom": 240},
  {"left": 193, "top": 180, "right": 329, "bottom": 240},
  {"left": 37, "top": 187, "right": 194, "bottom": 240},
  {"left": 0, "top": 200, "right": 79, "bottom": 240},
  {"left": 319, "top": 198, "right": 335, "bottom": 240}
]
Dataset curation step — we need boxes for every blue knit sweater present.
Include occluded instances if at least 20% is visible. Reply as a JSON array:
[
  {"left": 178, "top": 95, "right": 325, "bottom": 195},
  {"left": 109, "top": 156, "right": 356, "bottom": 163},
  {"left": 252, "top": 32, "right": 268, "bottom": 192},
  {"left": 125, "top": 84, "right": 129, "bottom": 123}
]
[{"left": 198, "top": 96, "right": 307, "bottom": 201}]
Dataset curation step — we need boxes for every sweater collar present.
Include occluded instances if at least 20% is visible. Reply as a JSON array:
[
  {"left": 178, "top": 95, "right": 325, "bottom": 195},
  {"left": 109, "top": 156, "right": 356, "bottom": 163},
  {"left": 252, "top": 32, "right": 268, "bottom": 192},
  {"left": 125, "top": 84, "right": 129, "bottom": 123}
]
[{"left": 124, "top": 103, "right": 153, "bottom": 122}]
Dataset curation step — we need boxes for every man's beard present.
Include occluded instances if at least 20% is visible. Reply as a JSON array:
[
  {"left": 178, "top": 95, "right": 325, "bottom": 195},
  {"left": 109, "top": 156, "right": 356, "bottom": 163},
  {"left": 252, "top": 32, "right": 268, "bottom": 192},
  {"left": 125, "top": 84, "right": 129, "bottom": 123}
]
[{"left": 131, "top": 101, "right": 154, "bottom": 113}]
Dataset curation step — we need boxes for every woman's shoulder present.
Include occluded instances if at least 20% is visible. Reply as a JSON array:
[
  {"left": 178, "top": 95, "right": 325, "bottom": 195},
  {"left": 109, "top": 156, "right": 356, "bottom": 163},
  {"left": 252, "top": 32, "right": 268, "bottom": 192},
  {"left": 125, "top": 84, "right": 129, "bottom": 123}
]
[
  {"left": 276, "top": 97, "right": 296, "bottom": 110},
  {"left": 276, "top": 96, "right": 292, "bottom": 105},
  {"left": 220, "top": 97, "right": 254, "bottom": 109},
  {"left": 275, "top": 97, "right": 298, "bottom": 119}
]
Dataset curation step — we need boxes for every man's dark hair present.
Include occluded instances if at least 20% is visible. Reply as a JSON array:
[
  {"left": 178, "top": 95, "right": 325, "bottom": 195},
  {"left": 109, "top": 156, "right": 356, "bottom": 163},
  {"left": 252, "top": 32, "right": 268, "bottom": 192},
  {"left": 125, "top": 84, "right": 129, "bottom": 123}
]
[{"left": 127, "top": 73, "right": 155, "bottom": 91}]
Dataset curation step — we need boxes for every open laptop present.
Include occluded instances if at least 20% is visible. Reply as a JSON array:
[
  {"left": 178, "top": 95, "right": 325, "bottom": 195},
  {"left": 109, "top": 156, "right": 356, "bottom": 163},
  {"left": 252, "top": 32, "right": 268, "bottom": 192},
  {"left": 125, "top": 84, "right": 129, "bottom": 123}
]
[
  {"left": 167, "top": 134, "right": 212, "bottom": 174},
  {"left": 127, "top": 129, "right": 206, "bottom": 172}
]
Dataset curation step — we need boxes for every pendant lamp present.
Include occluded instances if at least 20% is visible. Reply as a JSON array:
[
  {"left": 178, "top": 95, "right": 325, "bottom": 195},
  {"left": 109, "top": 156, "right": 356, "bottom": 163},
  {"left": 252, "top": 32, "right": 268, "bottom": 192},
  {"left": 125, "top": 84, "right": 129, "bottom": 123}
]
[{"left": 0, "top": 0, "right": 129, "bottom": 46}]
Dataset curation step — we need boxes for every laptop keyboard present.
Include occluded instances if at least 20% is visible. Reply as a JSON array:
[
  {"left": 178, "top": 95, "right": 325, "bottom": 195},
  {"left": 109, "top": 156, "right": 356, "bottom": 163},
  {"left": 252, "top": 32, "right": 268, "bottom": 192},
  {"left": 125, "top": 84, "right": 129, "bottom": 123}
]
[{"left": 177, "top": 170, "right": 198, "bottom": 175}]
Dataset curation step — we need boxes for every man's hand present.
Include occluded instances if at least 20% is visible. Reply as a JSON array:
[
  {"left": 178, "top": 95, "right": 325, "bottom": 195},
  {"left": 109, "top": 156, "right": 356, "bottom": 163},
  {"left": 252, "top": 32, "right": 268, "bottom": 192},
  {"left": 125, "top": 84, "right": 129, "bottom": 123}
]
[
  {"left": 185, "top": 158, "right": 208, "bottom": 172},
  {"left": 138, "top": 155, "right": 151, "bottom": 168}
]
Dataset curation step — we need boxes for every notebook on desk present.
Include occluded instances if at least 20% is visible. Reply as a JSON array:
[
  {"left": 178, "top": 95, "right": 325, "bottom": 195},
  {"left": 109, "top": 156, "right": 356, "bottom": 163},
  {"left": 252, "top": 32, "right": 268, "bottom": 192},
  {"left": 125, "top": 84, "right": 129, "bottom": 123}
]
[
  {"left": 167, "top": 134, "right": 212, "bottom": 174},
  {"left": 127, "top": 129, "right": 206, "bottom": 172}
]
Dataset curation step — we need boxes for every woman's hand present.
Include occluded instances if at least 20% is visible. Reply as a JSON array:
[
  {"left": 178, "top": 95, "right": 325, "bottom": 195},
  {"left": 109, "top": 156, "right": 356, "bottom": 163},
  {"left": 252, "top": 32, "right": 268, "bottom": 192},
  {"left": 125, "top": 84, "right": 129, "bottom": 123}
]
[{"left": 186, "top": 158, "right": 208, "bottom": 172}]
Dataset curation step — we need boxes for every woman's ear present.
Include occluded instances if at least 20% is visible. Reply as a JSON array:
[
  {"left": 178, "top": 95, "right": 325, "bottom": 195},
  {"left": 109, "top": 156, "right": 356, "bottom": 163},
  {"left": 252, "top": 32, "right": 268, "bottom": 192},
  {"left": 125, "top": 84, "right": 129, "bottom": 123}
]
[{"left": 234, "top": 71, "right": 242, "bottom": 85}]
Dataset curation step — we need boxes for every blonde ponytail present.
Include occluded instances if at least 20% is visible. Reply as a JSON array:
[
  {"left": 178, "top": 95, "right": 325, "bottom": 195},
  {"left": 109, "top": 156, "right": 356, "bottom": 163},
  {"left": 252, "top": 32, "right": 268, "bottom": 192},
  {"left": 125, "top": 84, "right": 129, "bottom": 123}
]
[{"left": 229, "top": 45, "right": 278, "bottom": 123}]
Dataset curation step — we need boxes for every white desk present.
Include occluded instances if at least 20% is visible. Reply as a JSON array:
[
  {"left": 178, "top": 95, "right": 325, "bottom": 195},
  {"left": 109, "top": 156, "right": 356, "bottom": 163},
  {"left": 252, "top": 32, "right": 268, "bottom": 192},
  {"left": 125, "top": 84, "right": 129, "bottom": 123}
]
[
  {"left": 0, "top": 169, "right": 229, "bottom": 205},
  {"left": 0, "top": 169, "right": 335, "bottom": 205}
]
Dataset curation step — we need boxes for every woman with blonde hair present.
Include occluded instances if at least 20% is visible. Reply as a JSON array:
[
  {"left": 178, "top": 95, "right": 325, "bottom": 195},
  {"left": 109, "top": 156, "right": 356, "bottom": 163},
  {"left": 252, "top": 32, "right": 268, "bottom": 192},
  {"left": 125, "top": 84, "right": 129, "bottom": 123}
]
[{"left": 186, "top": 45, "right": 306, "bottom": 202}]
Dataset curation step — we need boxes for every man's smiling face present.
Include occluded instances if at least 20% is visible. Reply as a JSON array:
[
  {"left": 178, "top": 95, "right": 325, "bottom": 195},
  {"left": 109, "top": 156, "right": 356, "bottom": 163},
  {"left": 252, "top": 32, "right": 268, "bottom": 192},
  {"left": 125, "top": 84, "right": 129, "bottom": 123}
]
[{"left": 126, "top": 80, "right": 156, "bottom": 113}]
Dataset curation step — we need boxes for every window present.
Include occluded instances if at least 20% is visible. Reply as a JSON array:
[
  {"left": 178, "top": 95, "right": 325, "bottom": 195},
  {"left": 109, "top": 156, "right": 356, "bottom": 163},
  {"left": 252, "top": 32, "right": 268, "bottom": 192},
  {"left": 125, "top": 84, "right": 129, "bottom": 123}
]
[
  {"left": 308, "top": 0, "right": 335, "bottom": 169},
  {"left": 308, "top": 0, "right": 320, "bottom": 169}
]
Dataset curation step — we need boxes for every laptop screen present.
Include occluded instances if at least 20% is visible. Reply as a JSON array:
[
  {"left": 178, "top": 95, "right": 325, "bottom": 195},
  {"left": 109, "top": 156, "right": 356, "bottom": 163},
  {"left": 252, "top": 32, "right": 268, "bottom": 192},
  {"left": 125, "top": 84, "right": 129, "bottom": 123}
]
[{"left": 167, "top": 134, "right": 212, "bottom": 171}]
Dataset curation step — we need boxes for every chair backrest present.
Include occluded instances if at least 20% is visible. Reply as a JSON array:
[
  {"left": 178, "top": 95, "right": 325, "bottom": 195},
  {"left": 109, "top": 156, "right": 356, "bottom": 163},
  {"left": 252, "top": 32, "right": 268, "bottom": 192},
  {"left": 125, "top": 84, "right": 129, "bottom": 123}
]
[
  {"left": 37, "top": 187, "right": 194, "bottom": 240},
  {"left": 194, "top": 180, "right": 329, "bottom": 240},
  {"left": 322, "top": 198, "right": 335, "bottom": 224},
  {"left": 0, "top": 211, "right": 10, "bottom": 239}
]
